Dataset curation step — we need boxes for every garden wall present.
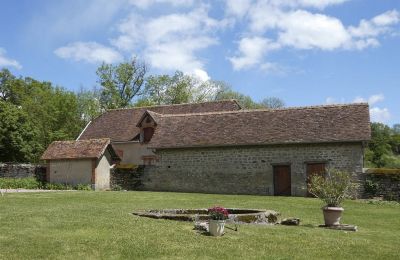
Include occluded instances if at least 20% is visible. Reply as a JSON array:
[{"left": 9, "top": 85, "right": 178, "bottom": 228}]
[
  {"left": 0, "top": 163, "right": 46, "bottom": 182},
  {"left": 110, "top": 166, "right": 146, "bottom": 190},
  {"left": 364, "top": 168, "right": 400, "bottom": 201}
]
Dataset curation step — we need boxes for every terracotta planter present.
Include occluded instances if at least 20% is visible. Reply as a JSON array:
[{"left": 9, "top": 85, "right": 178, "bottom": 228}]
[
  {"left": 209, "top": 219, "right": 225, "bottom": 236},
  {"left": 322, "top": 206, "right": 344, "bottom": 226}
]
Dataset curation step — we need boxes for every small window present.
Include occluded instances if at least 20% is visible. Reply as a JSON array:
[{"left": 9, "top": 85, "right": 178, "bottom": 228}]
[{"left": 143, "top": 127, "right": 154, "bottom": 143}]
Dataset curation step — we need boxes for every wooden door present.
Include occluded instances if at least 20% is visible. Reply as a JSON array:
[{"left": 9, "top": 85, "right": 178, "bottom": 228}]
[
  {"left": 306, "top": 163, "right": 326, "bottom": 197},
  {"left": 273, "top": 165, "right": 291, "bottom": 196}
]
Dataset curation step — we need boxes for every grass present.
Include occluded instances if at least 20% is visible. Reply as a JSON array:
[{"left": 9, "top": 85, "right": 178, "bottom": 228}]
[{"left": 0, "top": 191, "right": 399, "bottom": 259}]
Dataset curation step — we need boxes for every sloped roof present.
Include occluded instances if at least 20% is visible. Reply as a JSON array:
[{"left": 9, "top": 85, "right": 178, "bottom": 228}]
[
  {"left": 41, "top": 138, "right": 120, "bottom": 160},
  {"left": 148, "top": 103, "right": 371, "bottom": 149},
  {"left": 78, "top": 100, "right": 241, "bottom": 142}
]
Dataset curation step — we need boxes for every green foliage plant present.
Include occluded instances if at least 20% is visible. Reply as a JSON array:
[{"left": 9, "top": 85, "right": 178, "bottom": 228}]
[{"left": 308, "top": 168, "right": 356, "bottom": 207}]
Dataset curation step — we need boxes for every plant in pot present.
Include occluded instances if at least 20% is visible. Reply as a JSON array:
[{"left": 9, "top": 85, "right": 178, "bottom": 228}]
[
  {"left": 308, "top": 168, "right": 356, "bottom": 226},
  {"left": 208, "top": 206, "right": 229, "bottom": 236}
]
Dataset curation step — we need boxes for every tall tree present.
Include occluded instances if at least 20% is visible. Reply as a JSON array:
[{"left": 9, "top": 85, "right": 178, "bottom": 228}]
[
  {"left": 0, "top": 101, "right": 41, "bottom": 162},
  {"left": 77, "top": 86, "right": 102, "bottom": 124},
  {"left": 215, "top": 85, "right": 262, "bottom": 109},
  {"left": 368, "top": 123, "right": 395, "bottom": 167},
  {"left": 138, "top": 71, "right": 228, "bottom": 106},
  {"left": 0, "top": 70, "right": 83, "bottom": 162},
  {"left": 97, "top": 58, "right": 146, "bottom": 109}
]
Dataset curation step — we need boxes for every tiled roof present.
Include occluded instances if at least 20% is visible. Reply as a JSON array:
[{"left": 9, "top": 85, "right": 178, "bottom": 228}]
[
  {"left": 78, "top": 100, "right": 241, "bottom": 142},
  {"left": 41, "top": 138, "right": 119, "bottom": 160},
  {"left": 148, "top": 103, "right": 371, "bottom": 148}
]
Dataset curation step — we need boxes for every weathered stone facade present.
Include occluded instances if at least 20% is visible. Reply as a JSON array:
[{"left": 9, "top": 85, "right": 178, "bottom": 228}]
[
  {"left": 139, "top": 142, "right": 364, "bottom": 196},
  {"left": 111, "top": 166, "right": 145, "bottom": 190},
  {"left": 0, "top": 163, "right": 46, "bottom": 182}
]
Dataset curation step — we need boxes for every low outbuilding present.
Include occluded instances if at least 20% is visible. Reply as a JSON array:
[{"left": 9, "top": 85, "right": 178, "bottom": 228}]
[{"left": 41, "top": 138, "right": 120, "bottom": 190}]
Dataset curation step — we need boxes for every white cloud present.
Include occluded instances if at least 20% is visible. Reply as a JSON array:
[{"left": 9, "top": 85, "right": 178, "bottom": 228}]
[
  {"left": 111, "top": 6, "right": 221, "bottom": 75},
  {"left": 349, "top": 10, "right": 400, "bottom": 38},
  {"left": 225, "top": 0, "right": 252, "bottom": 18},
  {"left": 289, "top": 0, "right": 349, "bottom": 9},
  {"left": 353, "top": 93, "right": 385, "bottom": 105},
  {"left": 328, "top": 94, "right": 390, "bottom": 123},
  {"left": 54, "top": 42, "right": 123, "bottom": 64},
  {"left": 229, "top": 37, "right": 280, "bottom": 70},
  {"left": 191, "top": 68, "right": 210, "bottom": 81},
  {"left": 278, "top": 10, "right": 351, "bottom": 50},
  {"left": 225, "top": 0, "right": 400, "bottom": 70},
  {"left": 325, "top": 97, "right": 346, "bottom": 104},
  {"left": 129, "top": 0, "right": 194, "bottom": 9},
  {"left": 0, "top": 48, "right": 22, "bottom": 69},
  {"left": 370, "top": 107, "right": 391, "bottom": 123},
  {"left": 368, "top": 94, "right": 385, "bottom": 105}
]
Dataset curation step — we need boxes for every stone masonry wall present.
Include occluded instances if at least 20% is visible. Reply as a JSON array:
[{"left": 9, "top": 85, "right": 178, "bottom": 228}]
[
  {"left": 0, "top": 163, "right": 47, "bottom": 182},
  {"left": 110, "top": 166, "right": 146, "bottom": 190},
  {"left": 365, "top": 170, "right": 400, "bottom": 201},
  {"left": 141, "top": 143, "right": 364, "bottom": 196}
]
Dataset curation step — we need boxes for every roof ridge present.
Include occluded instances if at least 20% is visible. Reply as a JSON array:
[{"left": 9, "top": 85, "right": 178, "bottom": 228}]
[
  {"left": 52, "top": 138, "right": 110, "bottom": 144},
  {"left": 156, "top": 103, "right": 369, "bottom": 118},
  {"left": 105, "top": 99, "right": 239, "bottom": 112}
]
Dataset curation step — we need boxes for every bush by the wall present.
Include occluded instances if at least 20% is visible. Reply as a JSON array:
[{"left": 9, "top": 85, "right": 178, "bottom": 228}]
[
  {"left": 0, "top": 177, "right": 94, "bottom": 191},
  {"left": 0, "top": 177, "right": 42, "bottom": 189}
]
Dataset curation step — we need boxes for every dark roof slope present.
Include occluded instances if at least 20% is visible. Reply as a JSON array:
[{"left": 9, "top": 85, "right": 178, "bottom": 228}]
[
  {"left": 78, "top": 100, "right": 241, "bottom": 142},
  {"left": 41, "top": 138, "right": 119, "bottom": 160},
  {"left": 149, "top": 103, "right": 371, "bottom": 149}
]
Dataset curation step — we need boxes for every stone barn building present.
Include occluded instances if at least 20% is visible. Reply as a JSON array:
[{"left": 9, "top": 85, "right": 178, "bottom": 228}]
[
  {"left": 41, "top": 138, "right": 120, "bottom": 190},
  {"left": 74, "top": 100, "right": 371, "bottom": 196}
]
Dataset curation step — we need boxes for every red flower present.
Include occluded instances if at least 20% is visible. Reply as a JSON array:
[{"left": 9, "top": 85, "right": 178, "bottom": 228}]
[{"left": 208, "top": 206, "right": 229, "bottom": 220}]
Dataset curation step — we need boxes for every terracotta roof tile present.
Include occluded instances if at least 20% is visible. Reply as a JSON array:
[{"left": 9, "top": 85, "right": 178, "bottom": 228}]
[
  {"left": 149, "top": 103, "right": 371, "bottom": 148},
  {"left": 41, "top": 138, "right": 118, "bottom": 160},
  {"left": 78, "top": 100, "right": 241, "bottom": 142}
]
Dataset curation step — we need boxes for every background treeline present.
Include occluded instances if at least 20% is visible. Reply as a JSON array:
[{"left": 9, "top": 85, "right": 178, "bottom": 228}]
[
  {"left": 0, "top": 59, "right": 399, "bottom": 168},
  {"left": 0, "top": 60, "right": 284, "bottom": 163}
]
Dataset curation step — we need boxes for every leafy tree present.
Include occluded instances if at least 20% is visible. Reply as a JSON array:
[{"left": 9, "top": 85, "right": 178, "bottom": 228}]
[
  {"left": 97, "top": 58, "right": 147, "bottom": 109},
  {"left": 392, "top": 124, "right": 400, "bottom": 134},
  {"left": 77, "top": 87, "right": 102, "bottom": 124},
  {"left": 138, "top": 71, "right": 228, "bottom": 106},
  {"left": 0, "top": 70, "right": 83, "bottom": 162},
  {"left": 367, "top": 123, "right": 396, "bottom": 167},
  {"left": 215, "top": 85, "right": 262, "bottom": 109},
  {"left": 260, "top": 97, "right": 285, "bottom": 109},
  {"left": 0, "top": 68, "right": 16, "bottom": 101},
  {"left": 0, "top": 101, "right": 41, "bottom": 162}
]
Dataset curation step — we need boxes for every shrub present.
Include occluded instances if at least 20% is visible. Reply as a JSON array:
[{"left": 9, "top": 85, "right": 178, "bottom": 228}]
[
  {"left": 0, "top": 177, "right": 42, "bottom": 189},
  {"left": 44, "top": 183, "right": 72, "bottom": 190},
  {"left": 308, "top": 168, "right": 356, "bottom": 207},
  {"left": 208, "top": 206, "right": 229, "bottom": 220},
  {"left": 111, "top": 185, "right": 123, "bottom": 191},
  {"left": 75, "top": 184, "right": 92, "bottom": 191}
]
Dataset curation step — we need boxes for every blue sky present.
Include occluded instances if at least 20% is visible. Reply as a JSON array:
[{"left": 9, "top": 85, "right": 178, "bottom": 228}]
[{"left": 0, "top": 0, "right": 399, "bottom": 125}]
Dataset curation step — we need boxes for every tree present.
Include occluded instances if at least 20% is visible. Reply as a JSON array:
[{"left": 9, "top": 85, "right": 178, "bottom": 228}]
[
  {"left": 97, "top": 58, "right": 147, "bottom": 109},
  {"left": 260, "top": 97, "right": 285, "bottom": 109},
  {"left": 0, "top": 101, "right": 41, "bottom": 162},
  {"left": 0, "top": 70, "right": 84, "bottom": 162},
  {"left": 77, "top": 87, "right": 102, "bottom": 124},
  {"left": 215, "top": 85, "right": 262, "bottom": 109},
  {"left": 0, "top": 68, "right": 16, "bottom": 101},
  {"left": 368, "top": 123, "right": 394, "bottom": 167},
  {"left": 393, "top": 124, "right": 400, "bottom": 134}
]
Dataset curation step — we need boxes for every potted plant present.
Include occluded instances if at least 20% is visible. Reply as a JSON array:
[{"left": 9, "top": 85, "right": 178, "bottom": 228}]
[
  {"left": 208, "top": 206, "right": 229, "bottom": 236},
  {"left": 308, "top": 168, "right": 356, "bottom": 226}
]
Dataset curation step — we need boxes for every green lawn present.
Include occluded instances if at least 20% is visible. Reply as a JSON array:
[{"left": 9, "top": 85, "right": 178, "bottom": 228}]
[{"left": 0, "top": 191, "right": 399, "bottom": 259}]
